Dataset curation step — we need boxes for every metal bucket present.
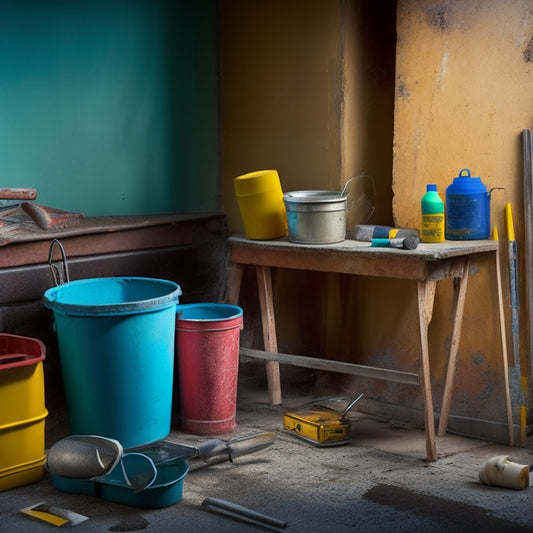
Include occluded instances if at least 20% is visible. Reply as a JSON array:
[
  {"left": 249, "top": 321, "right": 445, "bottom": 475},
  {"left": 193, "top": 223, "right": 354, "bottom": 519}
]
[{"left": 283, "top": 190, "right": 347, "bottom": 244}]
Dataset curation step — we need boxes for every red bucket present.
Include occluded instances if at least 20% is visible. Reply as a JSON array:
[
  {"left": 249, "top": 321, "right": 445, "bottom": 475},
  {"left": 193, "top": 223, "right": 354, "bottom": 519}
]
[{"left": 176, "top": 304, "right": 243, "bottom": 435}]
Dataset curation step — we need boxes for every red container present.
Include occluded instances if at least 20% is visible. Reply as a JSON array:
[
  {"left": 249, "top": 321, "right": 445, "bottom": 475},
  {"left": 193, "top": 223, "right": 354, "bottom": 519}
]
[{"left": 176, "top": 304, "right": 243, "bottom": 435}]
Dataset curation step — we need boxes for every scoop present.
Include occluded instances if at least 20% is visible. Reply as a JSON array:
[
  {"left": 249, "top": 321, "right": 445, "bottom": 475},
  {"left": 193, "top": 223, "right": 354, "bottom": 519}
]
[
  {"left": 45, "top": 435, "right": 123, "bottom": 479},
  {"left": 46, "top": 432, "right": 276, "bottom": 479}
]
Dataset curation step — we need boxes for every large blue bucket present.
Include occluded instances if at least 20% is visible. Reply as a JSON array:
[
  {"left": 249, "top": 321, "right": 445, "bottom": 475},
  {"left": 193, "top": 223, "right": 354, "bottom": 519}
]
[{"left": 43, "top": 277, "right": 182, "bottom": 449}]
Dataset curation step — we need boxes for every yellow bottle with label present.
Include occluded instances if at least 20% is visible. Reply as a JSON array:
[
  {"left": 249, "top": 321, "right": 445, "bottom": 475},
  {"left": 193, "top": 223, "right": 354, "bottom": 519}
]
[{"left": 421, "top": 184, "right": 445, "bottom": 243}]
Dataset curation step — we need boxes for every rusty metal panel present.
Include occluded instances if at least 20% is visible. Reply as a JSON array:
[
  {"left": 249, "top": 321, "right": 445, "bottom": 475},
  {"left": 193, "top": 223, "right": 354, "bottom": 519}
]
[
  {"left": 0, "top": 213, "right": 228, "bottom": 305},
  {"left": 0, "top": 213, "right": 225, "bottom": 268}
]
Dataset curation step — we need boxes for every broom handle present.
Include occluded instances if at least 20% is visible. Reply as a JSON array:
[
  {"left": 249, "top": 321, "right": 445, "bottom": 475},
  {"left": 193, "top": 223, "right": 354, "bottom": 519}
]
[{"left": 493, "top": 227, "right": 514, "bottom": 446}]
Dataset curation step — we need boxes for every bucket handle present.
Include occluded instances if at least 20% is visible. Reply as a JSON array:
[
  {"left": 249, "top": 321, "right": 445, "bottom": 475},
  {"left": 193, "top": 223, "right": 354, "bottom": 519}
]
[
  {"left": 341, "top": 173, "right": 376, "bottom": 222},
  {"left": 489, "top": 187, "right": 505, "bottom": 198},
  {"left": 0, "top": 352, "right": 44, "bottom": 369},
  {"left": 48, "top": 239, "right": 70, "bottom": 286},
  {"left": 341, "top": 175, "right": 360, "bottom": 196}
]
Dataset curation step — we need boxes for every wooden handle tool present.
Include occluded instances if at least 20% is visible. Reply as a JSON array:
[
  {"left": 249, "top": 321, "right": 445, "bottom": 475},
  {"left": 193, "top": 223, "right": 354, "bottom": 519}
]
[{"left": 0, "top": 188, "right": 37, "bottom": 200}]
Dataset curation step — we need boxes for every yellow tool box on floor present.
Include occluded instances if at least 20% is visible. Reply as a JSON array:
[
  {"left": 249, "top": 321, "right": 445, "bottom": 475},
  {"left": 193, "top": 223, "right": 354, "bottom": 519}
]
[{"left": 283, "top": 394, "right": 363, "bottom": 447}]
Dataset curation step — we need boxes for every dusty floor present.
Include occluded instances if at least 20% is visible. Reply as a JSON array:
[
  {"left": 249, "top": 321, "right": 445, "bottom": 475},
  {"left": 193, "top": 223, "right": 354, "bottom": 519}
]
[{"left": 2, "top": 364, "right": 533, "bottom": 533}]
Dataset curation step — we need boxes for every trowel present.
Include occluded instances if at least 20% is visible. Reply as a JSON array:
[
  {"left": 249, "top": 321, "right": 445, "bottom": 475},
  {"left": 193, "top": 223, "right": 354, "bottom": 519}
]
[
  {"left": 129, "top": 432, "right": 276, "bottom": 467},
  {"left": 45, "top": 435, "right": 124, "bottom": 480},
  {"left": 46, "top": 432, "right": 276, "bottom": 490}
]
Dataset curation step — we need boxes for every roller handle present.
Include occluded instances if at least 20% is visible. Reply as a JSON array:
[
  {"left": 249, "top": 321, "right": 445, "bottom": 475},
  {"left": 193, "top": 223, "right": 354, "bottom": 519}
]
[
  {"left": 202, "top": 497, "right": 287, "bottom": 530},
  {"left": 226, "top": 432, "right": 276, "bottom": 461},
  {"left": 196, "top": 432, "right": 275, "bottom": 465},
  {"left": 0, "top": 188, "right": 37, "bottom": 200}
]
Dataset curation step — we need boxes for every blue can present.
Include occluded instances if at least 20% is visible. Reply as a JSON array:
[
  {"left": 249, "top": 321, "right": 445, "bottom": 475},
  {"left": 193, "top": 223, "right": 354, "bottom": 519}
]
[{"left": 445, "top": 169, "right": 491, "bottom": 240}]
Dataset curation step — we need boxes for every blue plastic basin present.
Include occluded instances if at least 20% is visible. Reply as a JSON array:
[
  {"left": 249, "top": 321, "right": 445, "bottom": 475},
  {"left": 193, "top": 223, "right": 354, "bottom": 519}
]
[{"left": 43, "top": 277, "right": 182, "bottom": 449}]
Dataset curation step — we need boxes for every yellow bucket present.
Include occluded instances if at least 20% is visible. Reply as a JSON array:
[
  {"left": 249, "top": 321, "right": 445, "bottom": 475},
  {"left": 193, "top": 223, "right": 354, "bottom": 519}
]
[
  {"left": 0, "top": 332, "right": 47, "bottom": 491},
  {"left": 234, "top": 170, "right": 288, "bottom": 240}
]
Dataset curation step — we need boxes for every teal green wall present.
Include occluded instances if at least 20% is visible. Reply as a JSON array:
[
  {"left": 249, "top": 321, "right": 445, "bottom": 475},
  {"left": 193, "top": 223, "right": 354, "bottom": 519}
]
[{"left": 0, "top": 0, "right": 219, "bottom": 216}]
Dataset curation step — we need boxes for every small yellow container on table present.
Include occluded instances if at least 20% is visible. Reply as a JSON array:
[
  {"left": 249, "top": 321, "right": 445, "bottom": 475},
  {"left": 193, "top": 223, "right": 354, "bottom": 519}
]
[{"left": 234, "top": 169, "right": 288, "bottom": 240}]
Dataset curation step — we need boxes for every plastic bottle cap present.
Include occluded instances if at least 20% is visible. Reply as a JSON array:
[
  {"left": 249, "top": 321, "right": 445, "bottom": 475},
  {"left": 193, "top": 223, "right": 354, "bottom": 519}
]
[{"left": 427, "top": 184, "right": 437, "bottom": 192}]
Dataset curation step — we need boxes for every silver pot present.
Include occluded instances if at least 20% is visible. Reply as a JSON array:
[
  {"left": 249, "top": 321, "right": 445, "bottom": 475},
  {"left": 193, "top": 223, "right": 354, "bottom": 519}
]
[{"left": 283, "top": 190, "right": 347, "bottom": 244}]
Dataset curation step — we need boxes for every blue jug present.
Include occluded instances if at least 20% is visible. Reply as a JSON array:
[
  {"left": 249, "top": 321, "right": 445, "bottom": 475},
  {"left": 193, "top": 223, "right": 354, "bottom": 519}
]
[{"left": 445, "top": 169, "right": 492, "bottom": 240}]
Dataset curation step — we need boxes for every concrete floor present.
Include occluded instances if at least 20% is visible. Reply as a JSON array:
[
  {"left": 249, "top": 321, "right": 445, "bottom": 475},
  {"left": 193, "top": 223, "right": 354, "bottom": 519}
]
[{"left": 2, "top": 366, "right": 533, "bottom": 533}]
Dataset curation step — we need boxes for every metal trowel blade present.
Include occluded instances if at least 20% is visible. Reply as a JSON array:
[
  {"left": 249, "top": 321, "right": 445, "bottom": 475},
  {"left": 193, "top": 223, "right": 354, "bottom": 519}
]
[
  {"left": 127, "top": 440, "right": 200, "bottom": 464},
  {"left": 46, "top": 435, "right": 123, "bottom": 479}
]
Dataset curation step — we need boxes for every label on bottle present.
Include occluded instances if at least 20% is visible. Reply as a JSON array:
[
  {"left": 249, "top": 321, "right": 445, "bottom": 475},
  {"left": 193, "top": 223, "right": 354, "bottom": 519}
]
[
  {"left": 421, "top": 213, "right": 445, "bottom": 243},
  {"left": 445, "top": 196, "right": 488, "bottom": 239}
]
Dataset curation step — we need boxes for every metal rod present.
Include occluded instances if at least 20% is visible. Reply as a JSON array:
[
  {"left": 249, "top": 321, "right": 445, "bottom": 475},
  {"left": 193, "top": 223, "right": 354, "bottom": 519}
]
[
  {"left": 342, "top": 393, "right": 364, "bottom": 418},
  {"left": 202, "top": 497, "right": 287, "bottom": 530},
  {"left": 522, "top": 129, "right": 533, "bottom": 376}
]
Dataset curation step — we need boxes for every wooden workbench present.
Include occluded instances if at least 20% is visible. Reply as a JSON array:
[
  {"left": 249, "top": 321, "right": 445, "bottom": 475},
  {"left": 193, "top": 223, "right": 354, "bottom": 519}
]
[{"left": 225, "top": 234, "right": 499, "bottom": 461}]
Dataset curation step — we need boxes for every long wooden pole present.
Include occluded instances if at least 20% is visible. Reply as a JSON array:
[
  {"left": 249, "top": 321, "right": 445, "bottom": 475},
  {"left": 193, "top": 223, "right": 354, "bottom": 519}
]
[{"left": 493, "top": 226, "right": 514, "bottom": 446}]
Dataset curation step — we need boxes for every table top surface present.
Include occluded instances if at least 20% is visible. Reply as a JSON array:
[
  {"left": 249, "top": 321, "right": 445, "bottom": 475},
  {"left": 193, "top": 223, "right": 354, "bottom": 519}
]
[{"left": 228, "top": 234, "right": 498, "bottom": 261}]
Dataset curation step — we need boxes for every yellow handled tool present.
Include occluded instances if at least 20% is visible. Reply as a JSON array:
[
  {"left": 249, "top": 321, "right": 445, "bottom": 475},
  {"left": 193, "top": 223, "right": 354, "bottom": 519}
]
[{"left": 504, "top": 204, "right": 527, "bottom": 446}]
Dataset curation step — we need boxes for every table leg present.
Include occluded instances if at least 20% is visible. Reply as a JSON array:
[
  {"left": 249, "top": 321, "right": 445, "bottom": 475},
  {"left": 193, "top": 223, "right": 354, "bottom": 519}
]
[
  {"left": 225, "top": 262, "right": 244, "bottom": 305},
  {"left": 417, "top": 279, "right": 438, "bottom": 462},
  {"left": 256, "top": 265, "right": 282, "bottom": 405},
  {"left": 438, "top": 257, "right": 469, "bottom": 437}
]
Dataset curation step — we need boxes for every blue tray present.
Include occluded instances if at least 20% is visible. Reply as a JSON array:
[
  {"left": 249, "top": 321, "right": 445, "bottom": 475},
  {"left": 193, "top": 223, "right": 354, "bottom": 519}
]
[{"left": 51, "top": 458, "right": 189, "bottom": 509}]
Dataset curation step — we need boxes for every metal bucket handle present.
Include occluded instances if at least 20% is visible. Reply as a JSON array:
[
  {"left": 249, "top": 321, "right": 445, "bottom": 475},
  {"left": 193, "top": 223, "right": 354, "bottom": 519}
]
[
  {"left": 48, "top": 238, "right": 70, "bottom": 286},
  {"left": 341, "top": 173, "right": 376, "bottom": 223},
  {"left": 341, "top": 175, "right": 359, "bottom": 196},
  {"left": 489, "top": 187, "right": 505, "bottom": 198}
]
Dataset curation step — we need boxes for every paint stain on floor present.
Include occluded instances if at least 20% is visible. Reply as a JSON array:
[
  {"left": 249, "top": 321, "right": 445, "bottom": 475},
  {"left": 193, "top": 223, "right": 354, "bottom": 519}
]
[
  {"left": 363, "top": 484, "right": 533, "bottom": 532},
  {"left": 108, "top": 515, "right": 149, "bottom": 532}
]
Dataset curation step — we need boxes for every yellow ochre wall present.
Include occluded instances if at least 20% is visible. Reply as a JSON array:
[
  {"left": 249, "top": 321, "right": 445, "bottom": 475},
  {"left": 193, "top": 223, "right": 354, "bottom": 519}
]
[
  {"left": 393, "top": 0, "right": 533, "bottom": 442},
  {"left": 220, "top": 0, "right": 532, "bottom": 444}
]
